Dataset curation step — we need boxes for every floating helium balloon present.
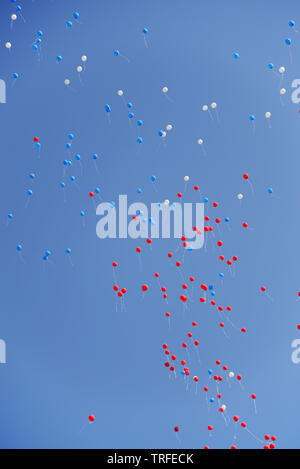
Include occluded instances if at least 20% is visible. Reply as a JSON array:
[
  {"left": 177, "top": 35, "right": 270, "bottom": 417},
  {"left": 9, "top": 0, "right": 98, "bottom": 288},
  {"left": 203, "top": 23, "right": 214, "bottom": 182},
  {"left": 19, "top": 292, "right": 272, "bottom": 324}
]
[
  {"left": 113, "top": 49, "right": 130, "bottom": 62},
  {"left": 142, "top": 27, "right": 149, "bottom": 48}
]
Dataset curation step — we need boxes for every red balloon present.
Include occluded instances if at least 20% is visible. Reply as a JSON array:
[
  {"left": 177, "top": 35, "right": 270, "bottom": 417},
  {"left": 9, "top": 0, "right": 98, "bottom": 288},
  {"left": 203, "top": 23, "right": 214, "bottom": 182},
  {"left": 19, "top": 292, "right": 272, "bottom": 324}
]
[
  {"left": 142, "top": 284, "right": 149, "bottom": 292},
  {"left": 33, "top": 136, "right": 39, "bottom": 142},
  {"left": 89, "top": 415, "right": 95, "bottom": 422}
]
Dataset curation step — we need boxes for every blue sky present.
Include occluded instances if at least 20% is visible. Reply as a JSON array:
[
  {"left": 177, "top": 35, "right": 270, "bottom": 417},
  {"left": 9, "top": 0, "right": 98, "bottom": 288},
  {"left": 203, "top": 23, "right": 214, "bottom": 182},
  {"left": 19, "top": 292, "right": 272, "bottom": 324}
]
[{"left": 0, "top": 0, "right": 300, "bottom": 449}]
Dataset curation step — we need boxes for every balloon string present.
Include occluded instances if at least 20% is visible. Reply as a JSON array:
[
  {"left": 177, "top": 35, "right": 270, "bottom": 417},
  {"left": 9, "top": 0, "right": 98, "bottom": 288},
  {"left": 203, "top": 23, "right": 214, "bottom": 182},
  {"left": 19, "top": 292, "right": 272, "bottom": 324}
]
[{"left": 245, "top": 428, "right": 264, "bottom": 444}]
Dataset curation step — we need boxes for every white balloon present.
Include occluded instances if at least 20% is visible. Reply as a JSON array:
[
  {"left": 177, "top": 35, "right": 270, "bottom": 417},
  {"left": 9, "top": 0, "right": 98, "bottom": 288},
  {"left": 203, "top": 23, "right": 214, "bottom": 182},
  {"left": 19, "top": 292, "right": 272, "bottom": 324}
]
[
  {"left": 229, "top": 372, "right": 234, "bottom": 378},
  {"left": 162, "top": 86, "right": 168, "bottom": 93},
  {"left": 265, "top": 112, "right": 271, "bottom": 119},
  {"left": 64, "top": 79, "right": 70, "bottom": 86},
  {"left": 117, "top": 90, "right": 124, "bottom": 96},
  {"left": 202, "top": 105, "right": 208, "bottom": 111},
  {"left": 197, "top": 138, "right": 203, "bottom": 145},
  {"left": 166, "top": 124, "right": 173, "bottom": 131},
  {"left": 211, "top": 102, "right": 217, "bottom": 109},
  {"left": 280, "top": 88, "right": 286, "bottom": 95},
  {"left": 279, "top": 66, "right": 285, "bottom": 74},
  {"left": 161, "top": 131, "right": 167, "bottom": 138},
  {"left": 11, "top": 14, "right": 17, "bottom": 21},
  {"left": 164, "top": 199, "right": 170, "bottom": 206},
  {"left": 5, "top": 42, "right": 12, "bottom": 49},
  {"left": 81, "top": 55, "right": 87, "bottom": 62},
  {"left": 237, "top": 193, "right": 243, "bottom": 200},
  {"left": 184, "top": 176, "right": 190, "bottom": 182},
  {"left": 221, "top": 404, "right": 227, "bottom": 411},
  {"left": 77, "top": 66, "right": 83, "bottom": 73}
]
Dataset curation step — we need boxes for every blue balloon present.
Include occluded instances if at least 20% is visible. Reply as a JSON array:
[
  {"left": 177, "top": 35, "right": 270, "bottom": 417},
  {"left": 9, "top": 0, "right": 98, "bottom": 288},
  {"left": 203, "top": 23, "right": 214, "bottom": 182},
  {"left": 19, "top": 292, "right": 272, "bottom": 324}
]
[
  {"left": 158, "top": 130, "right": 164, "bottom": 137},
  {"left": 151, "top": 175, "right": 157, "bottom": 182},
  {"left": 128, "top": 112, "right": 134, "bottom": 119},
  {"left": 233, "top": 52, "right": 239, "bottom": 59},
  {"left": 35, "top": 142, "right": 41, "bottom": 149},
  {"left": 289, "top": 20, "right": 295, "bottom": 27},
  {"left": 16, "top": 6, "right": 22, "bottom": 12},
  {"left": 92, "top": 154, "right": 98, "bottom": 160},
  {"left": 137, "top": 188, "right": 142, "bottom": 194},
  {"left": 285, "top": 38, "right": 292, "bottom": 45},
  {"left": 224, "top": 217, "right": 230, "bottom": 222},
  {"left": 66, "top": 248, "right": 71, "bottom": 254},
  {"left": 113, "top": 50, "right": 120, "bottom": 56},
  {"left": 208, "top": 369, "right": 213, "bottom": 375},
  {"left": 142, "top": 28, "right": 148, "bottom": 34},
  {"left": 137, "top": 120, "right": 143, "bottom": 126},
  {"left": 17, "top": 245, "right": 22, "bottom": 251},
  {"left": 66, "top": 21, "right": 73, "bottom": 28},
  {"left": 37, "top": 30, "right": 43, "bottom": 37},
  {"left": 60, "top": 182, "right": 65, "bottom": 188},
  {"left": 29, "top": 173, "right": 35, "bottom": 179},
  {"left": 105, "top": 104, "right": 111, "bottom": 113},
  {"left": 27, "top": 190, "right": 33, "bottom": 196},
  {"left": 267, "top": 187, "right": 273, "bottom": 194},
  {"left": 95, "top": 187, "right": 100, "bottom": 194},
  {"left": 32, "top": 44, "right": 38, "bottom": 51},
  {"left": 68, "top": 134, "right": 74, "bottom": 140},
  {"left": 8, "top": 213, "right": 13, "bottom": 219},
  {"left": 73, "top": 12, "right": 80, "bottom": 19},
  {"left": 249, "top": 114, "right": 255, "bottom": 121},
  {"left": 80, "top": 211, "right": 85, "bottom": 217},
  {"left": 66, "top": 143, "right": 71, "bottom": 149},
  {"left": 210, "top": 398, "right": 215, "bottom": 403},
  {"left": 268, "top": 63, "right": 274, "bottom": 69},
  {"left": 13, "top": 73, "right": 19, "bottom": 79},
  {"left": 211, "top": 291, "right": 216, "bottom": 296},
  {"left": 209, "top": 285, "right": 214, "bottom": 290},
  {"left": 127, "top": 102, "right": 133, "bottom": 108},
  {"left": 137, "top": 137, "right": 143, "bottom": 144},
  {"left": 70, "top": 176, "right": 75, "bottom": 181},
  {"left": 203, "top": 197, "right": 209, "bottom": 203},
  {"left": 36, "top": 38, "right": 42, "bottom": 45},
  {"left": 219, "top": 273, "right": 224, "bottom": 278},
  {"left": 75, "top": 154, "right": 81, "bottom": 161},
  {"left": 57, "top": 56, "right": 63, "bottom": 62}
]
